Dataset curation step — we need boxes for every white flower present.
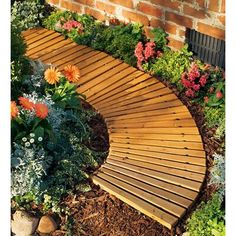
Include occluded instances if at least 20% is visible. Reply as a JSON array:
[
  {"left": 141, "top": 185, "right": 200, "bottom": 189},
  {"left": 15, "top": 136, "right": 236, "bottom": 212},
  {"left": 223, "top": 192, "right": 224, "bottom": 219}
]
[
  {"left": 25, "top": 142, "right": 30, "bottom": 147},
  {"left": 30, "top": 133, "right": 35, "bottom": 137},
  {"left": 38, "top": 137, "right": 43, "bottom": 142},
  {"left": 30, "top": 138, "right": 35, "bottom": 143},
  {"left": 22, "top": 137, "right": 27, "bottom": 142}
]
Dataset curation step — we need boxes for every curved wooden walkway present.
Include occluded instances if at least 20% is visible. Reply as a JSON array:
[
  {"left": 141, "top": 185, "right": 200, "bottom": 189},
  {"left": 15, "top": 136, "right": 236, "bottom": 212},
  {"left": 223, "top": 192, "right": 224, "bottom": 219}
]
[{"left": 22, "top": 28, "right": 206, "bottom": 230}]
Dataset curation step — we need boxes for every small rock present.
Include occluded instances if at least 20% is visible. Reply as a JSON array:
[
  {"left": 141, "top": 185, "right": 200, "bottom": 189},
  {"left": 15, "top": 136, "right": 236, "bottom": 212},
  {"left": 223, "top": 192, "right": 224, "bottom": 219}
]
[
  {"left": 11, "top": 210, "right": 39, "bottom": 236},
  {"left": 37, "top": 215, "right": 57, "bottom": 234},
  {"left": 182, "top": 232, "right": 190, "bottom": 236}
]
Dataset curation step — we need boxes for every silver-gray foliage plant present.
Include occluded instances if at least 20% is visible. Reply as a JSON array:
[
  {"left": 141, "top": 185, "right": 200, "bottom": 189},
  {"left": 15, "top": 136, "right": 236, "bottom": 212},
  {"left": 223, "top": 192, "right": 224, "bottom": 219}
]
[
  {"left": 11, "top": 142, "right": 53, "bottom": 197},
  {"left": 209, "top": 153, "right": 225, "bottom": 199}
]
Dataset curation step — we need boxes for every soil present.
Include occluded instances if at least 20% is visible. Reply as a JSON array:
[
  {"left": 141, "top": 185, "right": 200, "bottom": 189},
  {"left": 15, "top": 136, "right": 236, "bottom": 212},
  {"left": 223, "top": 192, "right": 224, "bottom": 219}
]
[{"left": 49, "top": 85, "right": 224, "bottom": 236}]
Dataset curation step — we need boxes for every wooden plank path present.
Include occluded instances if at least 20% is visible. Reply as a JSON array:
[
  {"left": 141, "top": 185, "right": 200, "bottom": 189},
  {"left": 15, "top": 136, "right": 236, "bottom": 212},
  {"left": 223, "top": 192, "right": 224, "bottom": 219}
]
[{"left": 22, "top": 28, "right": 206, "bottom": 231}]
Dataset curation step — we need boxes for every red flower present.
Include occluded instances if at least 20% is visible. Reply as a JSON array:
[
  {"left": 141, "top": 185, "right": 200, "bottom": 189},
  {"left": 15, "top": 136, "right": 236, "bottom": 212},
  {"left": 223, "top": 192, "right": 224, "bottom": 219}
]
[
  {"left": 199, "top": 75, "right": 207, "bottom": 87},
  {"left": 193, "top": 84, "right": 200, "bottom": 91},
  {"left": 185, "top": 89, "right": 195, "bottom": 98},
  {"left": 19, "top": 97, "right": 35, "bottom": 111},
  {"left": 216, "top": 91, "right": 223, "bottom": 99},
  {"left": 34, "top": 103, "right": 49, "bottom": 119}
]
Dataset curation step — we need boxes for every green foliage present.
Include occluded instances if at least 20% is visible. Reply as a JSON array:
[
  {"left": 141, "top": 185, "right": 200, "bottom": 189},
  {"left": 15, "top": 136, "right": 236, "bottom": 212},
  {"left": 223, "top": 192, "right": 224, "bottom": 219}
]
[
  {"left": 91, "top": 23, "right": 145, "bottom": 66},
  {"left": 11, "top": 0, "right": 45, "bottom": 31},
  {"left": 151, "top": 28, "right": 168, "bottom": 50},
  {"left": 149, "top": 45, "right": 192, "bottom": 88},
  {"left": 43, "top": 10, "right": 146, "bottom": 66},
  {"left": 11, "top": 25, "right": 31, "bottom": 100},
  {"left": 186, "top": 193, "right": 225, "bottom": 236},
  {"left": 203, "top": 106, "right": 225, "bottom": 139}
]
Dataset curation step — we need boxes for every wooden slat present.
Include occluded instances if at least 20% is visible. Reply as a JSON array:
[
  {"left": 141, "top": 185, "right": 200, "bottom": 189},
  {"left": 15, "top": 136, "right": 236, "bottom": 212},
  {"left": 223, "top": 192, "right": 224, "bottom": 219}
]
[
  {"left": 101, "top": 167, "right": 192, "bottom": 207},
  {"left": 106, "top": 158, "right": 202, "bottom": 191},
  {"left": 110, "top": 146, "right": 206, "bottom": 166},
  {"left": 22, "top": 28, "right": 51, "bottom": 40},
  {"left": 110, "top": 150, "right": 206, "bottom": 173},
  {"left": 110, "top": 141, "right": 205, "bottom": 157},
  {"left": 108, "top": 155, "right": 205, "bottom": 181},
  {"left": 93, "top": 176, "right": 178, "bottom": 229},
  {"left": 109, "top": 136, "right": 204, "bottom": 150},
  {"left": 97, "top": 172, "right": 186, "bottom": 217},
  {"left": 102, "top": 163, "right": 198, "bottom": 199}
]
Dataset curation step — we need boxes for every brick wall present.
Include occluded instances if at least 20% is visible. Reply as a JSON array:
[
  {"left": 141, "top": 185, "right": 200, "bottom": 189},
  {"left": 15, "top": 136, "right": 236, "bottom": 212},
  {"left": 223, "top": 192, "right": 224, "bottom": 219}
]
[{"left": 46, "top": 0, "right": 225, "bottom": 49}]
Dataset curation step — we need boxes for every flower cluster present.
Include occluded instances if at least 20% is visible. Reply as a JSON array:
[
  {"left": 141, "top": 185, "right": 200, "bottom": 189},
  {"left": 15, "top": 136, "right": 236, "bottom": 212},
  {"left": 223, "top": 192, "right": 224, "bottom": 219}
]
[
  {"left": 44, "top": 65, "right": 80, "bottom": 85},
  {"left": 134, "top": 41, "right": 162, "bottom": 70},
  {"left": 181, "top": 63, "right": 208, "bottom": 98},
  {"left": 11, "top": 97, "right": 49, "bottom": 120},
  {"left": 62, "top": 20, "right": 83, "bottom": 33}
]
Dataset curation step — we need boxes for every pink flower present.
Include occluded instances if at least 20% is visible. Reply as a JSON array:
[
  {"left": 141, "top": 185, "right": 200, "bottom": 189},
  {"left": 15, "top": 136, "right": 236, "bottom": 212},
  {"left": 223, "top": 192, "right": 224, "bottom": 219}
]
[
  {"left": 209, "top": 87, "right": 214, "bottom": 93},
  {"left": 185, "top": 89, "right": 195, "bottom": 98},
  {"left": 199, "top": 75, "right": 207, "bottom": 87},
  {"left": 216, "top": 91, "right": 223, "bottom": 99},
  {"left": 144, "top": 42, "right": 156, "bottom": 60},
  {"left": 55, "top": 21, "right": 62, "bottom": 29},
  {"left": 193, "top": 84, "right": 200, "bottom": 91},
  {"left": 181, "top": 78, "right": 191, "bottom": 88},
  {"left": 62, "top": 20, "right": 83, "bottom": 32},
  {"left": 134, "top": 42, "right": 144, "bottom": 62}
]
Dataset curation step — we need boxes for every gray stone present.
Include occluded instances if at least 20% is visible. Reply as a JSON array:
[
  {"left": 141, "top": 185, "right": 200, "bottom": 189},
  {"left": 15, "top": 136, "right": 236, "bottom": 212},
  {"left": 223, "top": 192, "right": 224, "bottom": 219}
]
[
  {"left": 37, "top": 215, "right": 57, "bottom": 234},
  {"left": 11, "top": 210, "right": 39, "bottom": 236}
]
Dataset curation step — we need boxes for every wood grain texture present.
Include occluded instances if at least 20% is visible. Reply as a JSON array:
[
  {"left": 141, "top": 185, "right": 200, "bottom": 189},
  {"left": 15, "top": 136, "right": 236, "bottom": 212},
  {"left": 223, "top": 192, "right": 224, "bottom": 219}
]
[{"left": 23, "top": 28, "right": 206, "bottom": 230}]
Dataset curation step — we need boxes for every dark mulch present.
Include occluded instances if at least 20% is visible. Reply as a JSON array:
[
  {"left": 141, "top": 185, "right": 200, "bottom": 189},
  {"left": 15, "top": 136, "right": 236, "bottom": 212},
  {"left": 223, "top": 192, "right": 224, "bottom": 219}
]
[{"left": 51, "top": 78, "right": 223, "bottom": 236}]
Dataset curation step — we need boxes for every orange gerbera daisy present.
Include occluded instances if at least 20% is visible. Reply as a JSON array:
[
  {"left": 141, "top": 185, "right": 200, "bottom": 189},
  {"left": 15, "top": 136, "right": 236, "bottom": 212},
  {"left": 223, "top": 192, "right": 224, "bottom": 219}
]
[
  {"left": 34, "top": 103, "right": 49, "bottom": 119},
  {"left": 63, "top": 65, "right": 80, "bottom": 83},
  {"left": 44, "top": 67, "right": 61, "bottom": 85},
  {"left": 11, "top": 101, "right": 19, "bottom": 119},
  {"left": 19, "top": 97, "right": 35, "bottom": 111}
]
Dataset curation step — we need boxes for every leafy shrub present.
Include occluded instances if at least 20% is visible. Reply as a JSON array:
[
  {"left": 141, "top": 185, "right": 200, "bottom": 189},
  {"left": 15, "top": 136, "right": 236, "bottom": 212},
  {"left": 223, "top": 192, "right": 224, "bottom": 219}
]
[
  {"left": 203, "top": 106, "right": 225, "bottom": 139},
  {"left": 43, "top": 10, "right": 102, "bottom": 46},
  {"left": 148, "top": 45, "right": 193, "bottom": 88},
  {"left": 11, "top": 0, "right": 45, "bottom": 31},
  {"left": 209, "top": 153, "right": 225, "bottom": 199},
  {"left": 186, "top": 193, "right": 225, "bottom": 236}
]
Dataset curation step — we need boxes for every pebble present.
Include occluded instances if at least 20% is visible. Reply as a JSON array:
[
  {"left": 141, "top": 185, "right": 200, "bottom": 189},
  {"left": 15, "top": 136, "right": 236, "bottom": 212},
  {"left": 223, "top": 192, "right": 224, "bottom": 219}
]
[
  {"left": 11, "top": 210, "right": 39, "bottom": 236},
  {"left": 37, "top": 215, "right": 57, "bottom": 234}
]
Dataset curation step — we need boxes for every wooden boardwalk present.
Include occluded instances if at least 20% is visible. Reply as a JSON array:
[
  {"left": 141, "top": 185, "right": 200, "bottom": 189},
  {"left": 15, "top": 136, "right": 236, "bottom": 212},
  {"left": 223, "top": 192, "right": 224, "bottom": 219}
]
[{"left": 22, "top": 28, "right": 206, "bottom": 230}]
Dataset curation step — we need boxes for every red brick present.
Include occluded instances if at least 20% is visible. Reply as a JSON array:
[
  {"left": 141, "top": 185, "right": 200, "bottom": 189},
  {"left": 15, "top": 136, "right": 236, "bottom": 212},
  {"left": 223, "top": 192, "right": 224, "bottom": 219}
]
[
  {"left": 183, "top": 5, "right": 207, "bottom": 19},
  {"left": 217, "top": 15, "right": 225, "bottom": 26},
  {"left": 208, "top": 0, "right": 220, "bottom": 12},
  {"left": 165, "top": 12, "right": 193, "bottom": 28},
  {"left": 109, "top": 0, "right": 134, "bottom": 9},
  {"left": 164, "top": 22, "right": 177, "bottom": 35},
  {"left": 137, "top": 2, "right": 162, "bottom": 18},
  {"left": 179, "top": 29, "right": 186, "bottom": 37},
  {"left": 167, "top": 37, "right": 184, "bottom": 50},
  {"left": 184, "top": 0, "right": 194, "bottom": 3},
  {"left": 61, "top": 1, "right": 73, "bottom": 10},
  {"left": 85, "top": 7, "right": 106, "bottom": 21},
  {"left": 96, "top": 1, "right": 116, "bottom": 15},
  {"left": 144, "top": 27, "right": 154, "bottom": 39},
  {"left": 74, "top": 0, "right": 95, "bottom": 7},
  {"left": 197, "top": 22, "right": 225, "bottom": 40},
  {"left": 151, "top": 0, "right": 180, "bottom": 10},
  {"left": 221, "top": 0, "right": 225, "bottom": 13},
  {"left": 196, "top": 0, "right": 205, "bottom": 8},
  {"left": 122, "top": 10, "right": 149, "bottom": 26},
  {"left": 150, "top": 18, "right": 164, "bottom": 28}
]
